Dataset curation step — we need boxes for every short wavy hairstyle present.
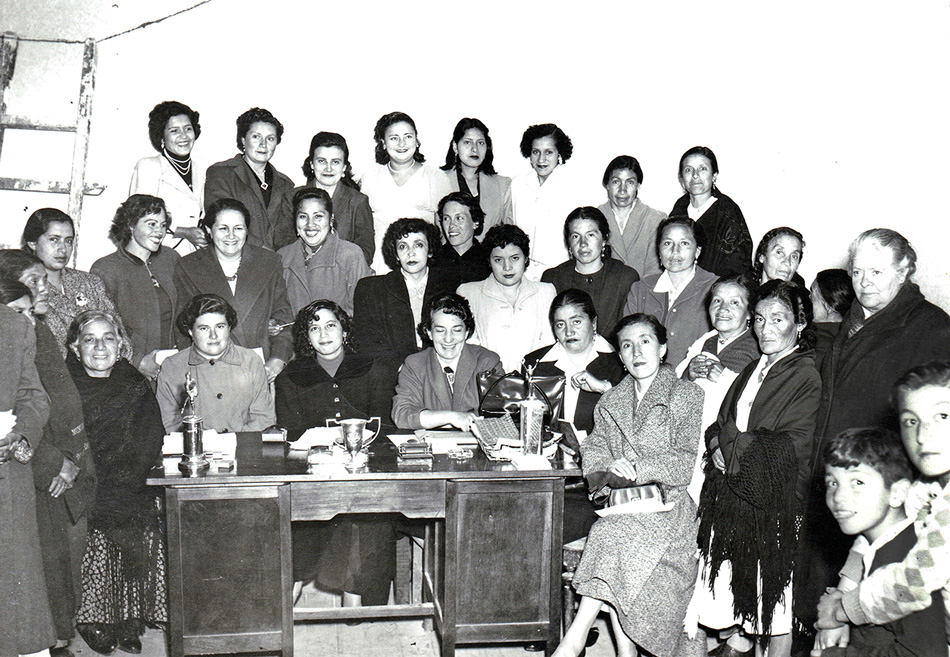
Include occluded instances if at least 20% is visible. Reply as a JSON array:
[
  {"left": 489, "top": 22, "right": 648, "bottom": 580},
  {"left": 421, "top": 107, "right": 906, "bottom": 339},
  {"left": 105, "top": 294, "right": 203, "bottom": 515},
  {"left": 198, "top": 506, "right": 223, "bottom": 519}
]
[
  {"left": 656, "top": 216, "right": 706, "bottom": 261},
  {"left": 677, "top": 145, "right": 719, "bottom": 181},
  {"left": 519, "top": 123, "right": 573, "bottom": 162},
  {"left": 0, "top": 278, "right": 32, "bottom": 305},
  {"left": 381, "top": 218, "right": 440, "bottom": 272},
  {"left": 612, "top": 313, "right": 668, "bottom": 351},
  {"left": 893, "top": 360, "right": 950, "bottom": 400},
  {"left": 754, "top": 227, "right": 805, "bottom": 282},
  {"left": 292, "top": 187, "right": 334, "bottom": 229},
  {"left": 147, "top": 100, "right": 200, "bottom": 153},
  {"left": 549, "top": 288, "right": 597, "bottom": 332},
  {"left": 236, "top": 107, "right": 284, "bottom": 151},
  {"left": 602, "top": 155, "right": 643, "bottom": 187},
  {"left": 847, "top": 228, "right": 917, "bottom": 279},
  {"left": 176, "top": 293, "right": 238, "bottom": 337},
  {"left": 483, "top": 223, "right": 530, "bottom": 260},
  {"left": 201, "top": 198, "right": 251, "bottom": 234},
  {"left": 22, "top": 208, "right": 73, "bottom": 252},
  {"left": 823, "top": 426, "right": 913, "bottom": 487},
  {"left": 374, "top": 111, "right": 425, "bottom": 165},
  {"left": 109, "top": 194, "right": 168, "bottom": 248},
  {"left": 419, "top": 292, "right": 476, "bottom": 344},
  {"left": 301, "top": 131, "right": 359, "bottom": 189},
  {"left": 440, "top": 117, "right": 497, "bottom": 175},
  {"left": 564, "top": 206, "right": 611, "bottom": 261},
  {"left": 438, "top": 191, "right": 485, "bottom": 237},
  {"left": 66, "top": 309, "right": 133, "bottom": 362},
  {"left": 813, "top": 269, "right": 855, "bottom": 318},
  {"left": 752, "top": 278, "right": 816, "bottom": 351},
  {"left": 292, "top": 299, "right": 354, "bottom": 359}
]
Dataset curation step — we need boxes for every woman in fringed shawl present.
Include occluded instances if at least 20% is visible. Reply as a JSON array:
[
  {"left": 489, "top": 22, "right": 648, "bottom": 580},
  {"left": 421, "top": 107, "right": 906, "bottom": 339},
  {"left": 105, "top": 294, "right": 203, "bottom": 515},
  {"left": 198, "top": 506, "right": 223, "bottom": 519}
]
[
  {"left": 66, "top": 310, "right": 166, "bottom": 655},
  {"left": 690, "top": 280, "right": 820, "bottom": 657}
]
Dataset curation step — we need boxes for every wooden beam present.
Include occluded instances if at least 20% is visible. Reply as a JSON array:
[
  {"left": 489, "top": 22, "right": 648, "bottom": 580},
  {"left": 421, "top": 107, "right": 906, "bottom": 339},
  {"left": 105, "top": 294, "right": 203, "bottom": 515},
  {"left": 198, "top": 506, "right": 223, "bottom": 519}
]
[
  {"left": 68, "top": 38, "right": 97, "bottom": 266},
  {"left": 0, "top": 33, "right": 20, "bottom": 157},
  {"left": 0, "top": 116, "right": 76, "bottom": 132},
  {"left": 0, "top": 177, "right": 104, "bottom": 195}
]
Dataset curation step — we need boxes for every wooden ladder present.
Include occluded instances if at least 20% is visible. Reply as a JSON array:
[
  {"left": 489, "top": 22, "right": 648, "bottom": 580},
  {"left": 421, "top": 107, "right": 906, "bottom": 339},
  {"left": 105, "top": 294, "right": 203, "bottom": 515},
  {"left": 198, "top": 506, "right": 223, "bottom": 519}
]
[{"left": 0, "top": 32, "right": 106, "bottom": 263}]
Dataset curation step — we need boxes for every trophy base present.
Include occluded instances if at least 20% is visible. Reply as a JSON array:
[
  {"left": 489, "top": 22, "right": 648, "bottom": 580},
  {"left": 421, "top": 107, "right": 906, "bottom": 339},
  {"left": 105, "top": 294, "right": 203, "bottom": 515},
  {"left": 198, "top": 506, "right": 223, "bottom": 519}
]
[{"left": 178, "top": 456, "right": 210, "bottom": 477}]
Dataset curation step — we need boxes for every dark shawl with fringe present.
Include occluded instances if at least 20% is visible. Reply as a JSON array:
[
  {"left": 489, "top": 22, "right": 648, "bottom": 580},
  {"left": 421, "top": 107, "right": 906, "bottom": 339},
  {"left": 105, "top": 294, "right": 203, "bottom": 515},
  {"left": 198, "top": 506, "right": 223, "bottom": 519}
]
[{"left": 697, "top": 349, "right": 820, "bottom": 639}]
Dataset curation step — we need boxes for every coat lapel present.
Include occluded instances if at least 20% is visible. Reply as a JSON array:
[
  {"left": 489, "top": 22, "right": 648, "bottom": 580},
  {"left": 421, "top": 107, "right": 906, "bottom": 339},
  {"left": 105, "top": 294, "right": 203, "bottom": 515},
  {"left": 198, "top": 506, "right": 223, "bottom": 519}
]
[
  {"left": 232, "top": 156, "right": 267, "bottom": 209},
  {"left": 425, "top": 348, "right": 454, "bottom": 410},
  {"left": 232, "top": 246, "right": 268, "bottom": 327}
]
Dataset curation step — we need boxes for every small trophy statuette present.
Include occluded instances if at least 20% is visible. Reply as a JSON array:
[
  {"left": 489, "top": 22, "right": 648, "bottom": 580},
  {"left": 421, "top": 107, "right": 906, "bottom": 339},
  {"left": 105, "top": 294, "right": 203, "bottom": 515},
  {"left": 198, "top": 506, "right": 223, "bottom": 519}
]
[{"left": 179, "top": 372, "right": 209, "bottom": 476}]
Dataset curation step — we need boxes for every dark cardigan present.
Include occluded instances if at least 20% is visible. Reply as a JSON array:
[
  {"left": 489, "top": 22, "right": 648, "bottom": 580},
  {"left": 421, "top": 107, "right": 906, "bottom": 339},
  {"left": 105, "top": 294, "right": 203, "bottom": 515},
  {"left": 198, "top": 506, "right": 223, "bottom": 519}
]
[
  {"left": 670, "top": 190, "right": 752, "bottom": 277},
  {"left": 541, "top": 258, "right": 640, "bottom": 337}
]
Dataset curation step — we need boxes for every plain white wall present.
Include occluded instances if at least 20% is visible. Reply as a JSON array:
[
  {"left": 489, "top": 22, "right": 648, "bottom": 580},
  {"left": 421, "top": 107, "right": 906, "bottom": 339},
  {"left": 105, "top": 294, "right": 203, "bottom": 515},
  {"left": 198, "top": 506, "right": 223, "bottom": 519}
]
[{"left": 3, "top": 0, "right": 949, "bottom": 308}]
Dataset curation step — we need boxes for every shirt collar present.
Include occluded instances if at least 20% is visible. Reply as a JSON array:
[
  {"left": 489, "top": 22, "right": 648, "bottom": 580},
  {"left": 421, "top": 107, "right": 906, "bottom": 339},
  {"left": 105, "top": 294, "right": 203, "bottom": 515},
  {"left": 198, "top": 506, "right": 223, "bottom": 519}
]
[{"left": 186, "top": 341, "right": 240, "bottom": 366}]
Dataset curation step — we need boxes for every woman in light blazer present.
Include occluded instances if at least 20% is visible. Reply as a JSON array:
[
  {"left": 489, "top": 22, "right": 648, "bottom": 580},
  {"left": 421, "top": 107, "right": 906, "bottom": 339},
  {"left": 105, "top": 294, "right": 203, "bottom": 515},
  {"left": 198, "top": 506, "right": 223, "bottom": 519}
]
[
  {"left": 440, "top": 117, "right": 512, "bottom": 232},
  {"left": 129, "top": 101, "right": 207, "bottom": 253}
]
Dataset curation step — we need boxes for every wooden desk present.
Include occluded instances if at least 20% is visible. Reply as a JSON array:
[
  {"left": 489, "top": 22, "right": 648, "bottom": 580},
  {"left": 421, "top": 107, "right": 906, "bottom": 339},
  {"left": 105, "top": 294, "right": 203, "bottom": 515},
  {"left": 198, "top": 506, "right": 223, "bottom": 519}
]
[{"left": 148, "top": 434, "right": 580, "bottom": 657}]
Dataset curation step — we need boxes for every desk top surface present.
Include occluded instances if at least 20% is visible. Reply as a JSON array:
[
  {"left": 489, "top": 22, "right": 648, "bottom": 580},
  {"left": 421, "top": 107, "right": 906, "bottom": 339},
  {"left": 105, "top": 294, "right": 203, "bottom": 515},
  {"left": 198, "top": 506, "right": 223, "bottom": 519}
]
[{"left": 147, "top": 432, "right": 582, "bottom": 487}]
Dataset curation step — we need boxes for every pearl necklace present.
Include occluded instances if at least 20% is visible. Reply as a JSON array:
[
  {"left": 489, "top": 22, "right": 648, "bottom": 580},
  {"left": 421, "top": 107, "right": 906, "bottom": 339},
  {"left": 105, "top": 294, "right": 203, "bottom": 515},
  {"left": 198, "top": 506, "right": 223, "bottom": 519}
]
[{"left": 164, "top": 148, "right": 192, "bottom": 176}]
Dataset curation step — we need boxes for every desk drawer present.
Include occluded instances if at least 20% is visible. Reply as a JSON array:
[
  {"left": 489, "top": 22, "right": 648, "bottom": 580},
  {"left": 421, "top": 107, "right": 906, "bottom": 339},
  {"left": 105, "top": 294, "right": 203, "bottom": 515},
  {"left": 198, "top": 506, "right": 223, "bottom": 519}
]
[{"left": 291, "top": 480, "right": 446, "bottom": 520}]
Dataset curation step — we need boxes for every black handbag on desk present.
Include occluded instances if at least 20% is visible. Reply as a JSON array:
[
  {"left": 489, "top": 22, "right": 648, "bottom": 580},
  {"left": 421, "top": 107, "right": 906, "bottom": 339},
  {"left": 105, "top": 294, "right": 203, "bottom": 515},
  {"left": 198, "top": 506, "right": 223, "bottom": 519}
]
[{"left": 476, "top": 370, "right": 565, "bottom": 425}]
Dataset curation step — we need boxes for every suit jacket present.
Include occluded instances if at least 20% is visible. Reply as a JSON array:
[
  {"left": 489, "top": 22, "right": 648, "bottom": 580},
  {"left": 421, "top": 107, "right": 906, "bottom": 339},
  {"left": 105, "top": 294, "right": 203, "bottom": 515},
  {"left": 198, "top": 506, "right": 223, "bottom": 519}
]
[
  {"left": 204, "top": 155, "right": 295, "bottom": 250},
  {"left": 670, "top": 191, "right": 752, "bottom": 277},
  {"left": 130, "top": 154, "right": 205, "bottom": 252},
  {"left": 173, "top": 245, "right": 294, "bottom": 362},
  {"left": 597, "top": 200, "right": 666, "bottom": 279},
  {"left": 277, "top": 182, "right": 375, "bottom": 263},
  {"left": 622, "top": 266, "right": 717, "bottom": 368},
  {"left": 392, "top": 344, "right": 502, "bottom": 429},
  {"left": 523, "top": 343, "right": 625, "bottom": 433},
  {"left": 443, "top": 169, "right": 512, "bottom": 231},
  {"left": 275, "top": 353, "right": 396, "bottom": 440},
  {"left": 352, "top": 268, "right": 461, "bottom": 366},
  {"left": 91, "top": 246, "right": 180, "bottom": 368}
]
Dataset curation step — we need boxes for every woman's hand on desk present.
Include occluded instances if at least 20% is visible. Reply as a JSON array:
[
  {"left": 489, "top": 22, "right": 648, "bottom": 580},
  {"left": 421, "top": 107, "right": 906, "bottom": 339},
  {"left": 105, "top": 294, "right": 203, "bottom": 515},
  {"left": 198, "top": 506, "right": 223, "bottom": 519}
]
[{"left": 419, "top": 410, "right": 476, "bottom": 432}]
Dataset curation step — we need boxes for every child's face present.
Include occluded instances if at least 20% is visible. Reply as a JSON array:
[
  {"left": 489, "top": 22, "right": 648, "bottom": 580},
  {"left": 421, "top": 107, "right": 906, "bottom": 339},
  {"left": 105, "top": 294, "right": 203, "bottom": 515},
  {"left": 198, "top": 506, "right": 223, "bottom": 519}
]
[
  {"left": 899, "top": 385, "right": 950, "bottom": 485},
  {"left": 825, "top": 463, "right": 906, "bottom": 543}
]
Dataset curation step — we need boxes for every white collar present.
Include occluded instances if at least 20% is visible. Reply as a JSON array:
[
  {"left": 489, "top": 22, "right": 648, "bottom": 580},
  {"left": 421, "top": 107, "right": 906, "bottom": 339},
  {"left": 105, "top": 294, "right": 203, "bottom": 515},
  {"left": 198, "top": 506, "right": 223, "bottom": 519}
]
[
  {"left": 687, "top": 195, "right": 718, "bottom": 220},
  {"left": 653, "top": 265, "right": 696, "bottom": 295},
  {"left": 857, "top": 516, "right": 915, "bottom": 578},
  {"left": 540, "top": 334, "right": 614, "bottom": 364}
]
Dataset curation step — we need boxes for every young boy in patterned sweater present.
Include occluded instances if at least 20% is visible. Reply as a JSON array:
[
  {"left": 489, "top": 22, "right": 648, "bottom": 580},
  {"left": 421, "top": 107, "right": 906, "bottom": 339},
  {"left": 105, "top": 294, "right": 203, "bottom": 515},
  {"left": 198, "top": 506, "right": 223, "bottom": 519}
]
[
  {"left": 815, "top": 361, "right": 950, "bottom": 653},
  {"left": 814, "top": 427, "right": 946, "bottom": 656}
]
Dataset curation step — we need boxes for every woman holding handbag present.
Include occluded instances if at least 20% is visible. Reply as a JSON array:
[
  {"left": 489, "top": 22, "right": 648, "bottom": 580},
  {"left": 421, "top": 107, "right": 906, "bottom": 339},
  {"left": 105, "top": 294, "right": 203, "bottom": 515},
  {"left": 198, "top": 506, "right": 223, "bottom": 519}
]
[{"left": 555, "top": 313, "right": 705, "bottom": 657}]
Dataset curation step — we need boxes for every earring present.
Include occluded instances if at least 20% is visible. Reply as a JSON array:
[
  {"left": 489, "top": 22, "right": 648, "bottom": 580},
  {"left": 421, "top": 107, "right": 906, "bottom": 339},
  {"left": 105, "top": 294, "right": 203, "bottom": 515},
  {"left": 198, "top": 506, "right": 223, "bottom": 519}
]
[{"left": 558, "top": 155, "right": 564, "bottom": 165}]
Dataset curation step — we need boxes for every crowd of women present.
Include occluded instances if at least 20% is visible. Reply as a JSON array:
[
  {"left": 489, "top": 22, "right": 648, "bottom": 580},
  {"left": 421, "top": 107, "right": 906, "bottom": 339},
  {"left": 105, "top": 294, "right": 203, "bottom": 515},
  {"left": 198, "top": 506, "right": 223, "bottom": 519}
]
[{"left": 1, "top": 101, "right": 948, "bottom": 657}]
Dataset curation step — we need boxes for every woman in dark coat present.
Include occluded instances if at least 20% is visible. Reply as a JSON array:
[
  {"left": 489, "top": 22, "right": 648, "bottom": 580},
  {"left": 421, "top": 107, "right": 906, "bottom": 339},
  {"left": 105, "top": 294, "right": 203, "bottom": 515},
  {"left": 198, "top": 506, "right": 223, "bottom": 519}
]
[
  {"left": 432, "top": 191, "right": 492, "bottom": 284},
  {"left": 352, "top": 218, "right": 460, "bottom": 367},
  {"left": 669, "top": 146, "right": 752, "bottom": 278},
  {"left": 66, "top": 310, "right": 165, "bottom": 655},
  {"left": 275, "top": 299, "right": 396, "bottom": 607},
  {"left": 796, "top": 229, "right": 950, "bottom": 633},
  {"left": 693, "top": 280, "right": 821, "bottom": 657},
  {"left": 174, "top": 198, "right": 294, "bottom": 382},
  {"left": 556, "top": 314, "right": 705, "bottom": 657},
  {"left": 0, "top": 304, "right": 55, "bottom": 657},
  {"left": 91, "top": 195, "right": 180, "bottom": 380},
  {"left": 541, "top": 206, "right": 640, "bottom": 337},
  {"left": 204, "top": 107, "right": 295, "bottom": 251}
]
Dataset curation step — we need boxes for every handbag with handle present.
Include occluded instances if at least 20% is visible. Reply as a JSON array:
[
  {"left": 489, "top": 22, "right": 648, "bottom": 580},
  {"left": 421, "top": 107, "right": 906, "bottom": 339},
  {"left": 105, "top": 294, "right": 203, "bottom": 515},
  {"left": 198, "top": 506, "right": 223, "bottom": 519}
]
[{"left": 476, "top": 369, "right": 565, "bottom": 426}]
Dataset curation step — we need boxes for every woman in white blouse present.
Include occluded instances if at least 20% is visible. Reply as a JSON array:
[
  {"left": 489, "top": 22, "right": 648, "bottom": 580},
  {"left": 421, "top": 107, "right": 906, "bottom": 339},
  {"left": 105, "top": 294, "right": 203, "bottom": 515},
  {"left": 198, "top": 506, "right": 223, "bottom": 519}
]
[{"left": 360, "top": 112, "right": 451, "bottom": 273}]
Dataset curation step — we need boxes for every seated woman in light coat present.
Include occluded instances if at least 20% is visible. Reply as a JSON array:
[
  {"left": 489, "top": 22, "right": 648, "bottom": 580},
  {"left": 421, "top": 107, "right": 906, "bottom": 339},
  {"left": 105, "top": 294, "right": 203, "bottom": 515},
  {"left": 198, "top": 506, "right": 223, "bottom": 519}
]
[
  {"left": 156, "top": 293, "right": 274, "bottom": 433},
  {"left": 277, "top": 187, "right": 371, "bottom": 316},
  {"left": 392, "top": 292, "right": 501, "bottom": 431}
]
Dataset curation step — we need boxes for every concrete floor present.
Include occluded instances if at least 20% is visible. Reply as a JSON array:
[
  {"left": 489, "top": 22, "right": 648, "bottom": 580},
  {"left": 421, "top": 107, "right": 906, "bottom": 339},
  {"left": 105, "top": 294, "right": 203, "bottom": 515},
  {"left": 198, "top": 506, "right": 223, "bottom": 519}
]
[{"left": 66, "top": 584, "right": 619, "bottom": 657}]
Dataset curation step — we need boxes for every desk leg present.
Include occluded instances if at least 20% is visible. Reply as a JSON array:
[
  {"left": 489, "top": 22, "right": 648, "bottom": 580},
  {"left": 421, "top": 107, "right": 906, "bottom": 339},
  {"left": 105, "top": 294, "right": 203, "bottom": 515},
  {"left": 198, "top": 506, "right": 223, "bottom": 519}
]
[
  {"left": 441, "top": 478, "right": 563, "bottom": 655},
  {"left": 165, "top": 485, "right": 292, "bottom": 657}
]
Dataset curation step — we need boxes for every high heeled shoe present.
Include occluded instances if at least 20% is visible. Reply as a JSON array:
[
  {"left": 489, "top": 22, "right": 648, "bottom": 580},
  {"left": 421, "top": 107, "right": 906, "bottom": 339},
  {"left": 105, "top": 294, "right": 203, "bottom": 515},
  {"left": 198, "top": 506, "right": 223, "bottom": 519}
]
[{"left": 116, "top": 620, "right": 142, "bottom": 654}]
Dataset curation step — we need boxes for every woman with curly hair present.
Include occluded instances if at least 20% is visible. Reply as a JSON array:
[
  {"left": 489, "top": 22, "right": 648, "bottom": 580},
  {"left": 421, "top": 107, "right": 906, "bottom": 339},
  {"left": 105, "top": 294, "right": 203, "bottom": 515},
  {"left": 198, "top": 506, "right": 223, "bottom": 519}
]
[
  {"left": 690, "top": 280, "right": 821, "bottom": 657},
  {"left": 91, "top": 194, "right": 180, "bottom": 380},
  {"left": 204, "top": 107, "right": 295, "bottom": 250},
  {"left": 275, "top": 299, "right": 396, "bottom": 607},
  {"left": 129, "top": 100, "right": 207, "bottom": 252},
  {"left": 360, "top": 111, "right": 452, "bottom": 273},
  {"left": 511, "top": 122, "right": 583, "bottom": 279}
]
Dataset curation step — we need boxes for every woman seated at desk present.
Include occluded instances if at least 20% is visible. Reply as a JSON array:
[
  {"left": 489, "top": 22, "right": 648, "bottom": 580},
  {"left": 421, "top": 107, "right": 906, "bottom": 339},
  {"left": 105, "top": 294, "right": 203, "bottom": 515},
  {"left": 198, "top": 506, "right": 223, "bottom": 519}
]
[
  {"left": 156, "top": 293, "right": 275, "bottom": 433},
  {"left": 274, "top": 299, "right": 396, "bottom": 608},
  {"left": 392, "top": 292, "right": 502, "bottom": 431}
]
